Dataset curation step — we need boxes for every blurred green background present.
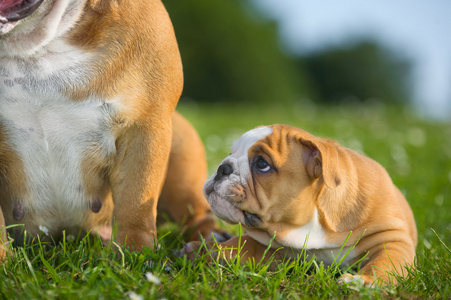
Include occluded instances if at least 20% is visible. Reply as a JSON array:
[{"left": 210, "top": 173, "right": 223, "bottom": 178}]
[
  {"left": 162, "top": 0, "right": 451, "bottom": 248},
  {"left": 163, "top": 0, "right": 412, "bottom": 106}
]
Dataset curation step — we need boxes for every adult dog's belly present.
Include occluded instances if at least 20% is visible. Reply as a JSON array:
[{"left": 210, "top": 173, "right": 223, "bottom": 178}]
[{"left": 0, "top": 51, "right": 120, "bottom": 240}]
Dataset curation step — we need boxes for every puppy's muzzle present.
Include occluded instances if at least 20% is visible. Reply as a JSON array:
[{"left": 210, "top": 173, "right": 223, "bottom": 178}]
[
  {"left": 214, "top": 163, "right": 233, "bottom": 181},
  {"left": 212, "top": 162, "right": 262, "bottom": 228}
]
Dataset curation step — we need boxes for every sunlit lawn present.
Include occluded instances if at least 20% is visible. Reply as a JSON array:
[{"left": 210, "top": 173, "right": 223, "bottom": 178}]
[{"left": 0, "top": 101, "right": 450, "bottom": 299}]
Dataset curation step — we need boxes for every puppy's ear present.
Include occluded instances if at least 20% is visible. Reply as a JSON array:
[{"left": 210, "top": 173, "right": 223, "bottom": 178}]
[
  {"left": 302, "top": 137, "right": 365, "bottom": 232},
  {"left": 301, "top": 138, "right": 341, "bottom": 188}
]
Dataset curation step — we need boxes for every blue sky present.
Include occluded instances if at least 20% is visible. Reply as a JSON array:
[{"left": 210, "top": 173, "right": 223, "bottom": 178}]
[{"left": 250, "top": 0, "right": 451, "bottom": 119}]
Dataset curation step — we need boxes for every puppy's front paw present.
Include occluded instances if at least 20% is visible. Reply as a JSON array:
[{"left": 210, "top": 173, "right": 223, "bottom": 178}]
[
  {"left": 338, "top": 273, "right": 374, "bottom": 289},
  {"left": 176, "top": 241, "right": 203, "bottom": 260},
  {"left": 177, "top": 241, "right": 224, "bottom": 265}
]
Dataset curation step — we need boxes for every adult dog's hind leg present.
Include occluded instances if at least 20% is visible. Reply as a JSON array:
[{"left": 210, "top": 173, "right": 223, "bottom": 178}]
[{"left": 158, "top": 112, "right": 223, "bottom": 242}]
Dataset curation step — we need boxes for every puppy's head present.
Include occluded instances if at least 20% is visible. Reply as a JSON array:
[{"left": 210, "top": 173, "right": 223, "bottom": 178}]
[{"left": 204, "top": 125, "right": 347, "bottom": 248}]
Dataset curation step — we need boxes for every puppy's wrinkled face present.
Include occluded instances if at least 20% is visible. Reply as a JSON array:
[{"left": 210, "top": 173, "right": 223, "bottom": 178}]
[
  {"left": 204, "top": 125, "right": 323, "bottom": 246},
  {"left": 204, "top": 126, "right": 273, "bottom": 226}
]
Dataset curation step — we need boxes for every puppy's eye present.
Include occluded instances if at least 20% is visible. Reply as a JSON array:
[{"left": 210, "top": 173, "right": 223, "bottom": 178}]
[{"left": 254, "top": 157, "right": 271, "bottom": 172}]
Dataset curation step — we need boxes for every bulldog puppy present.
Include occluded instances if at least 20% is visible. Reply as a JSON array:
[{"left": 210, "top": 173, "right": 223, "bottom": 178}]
[
  {"left": 181, "top": 125, "right": 417, "bottom": 286},
  {"left": 0, "top": 0, "right": 218, "bottom": 255}
]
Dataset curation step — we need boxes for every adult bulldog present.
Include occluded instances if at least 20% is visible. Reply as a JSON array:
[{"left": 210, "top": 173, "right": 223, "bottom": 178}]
[
  {"left": 0, "top": 0, "right": 218, "bottom": 256},
  {"left": 181, "top": 125, "right": 417, "bottom": 286}
]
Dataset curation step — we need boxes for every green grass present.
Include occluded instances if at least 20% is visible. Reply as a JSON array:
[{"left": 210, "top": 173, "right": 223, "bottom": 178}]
[{"left": 1, "top": 101, "right": 450, "bottom": 299}]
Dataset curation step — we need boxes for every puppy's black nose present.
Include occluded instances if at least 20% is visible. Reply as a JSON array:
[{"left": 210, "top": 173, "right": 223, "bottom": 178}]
[{"left": 214, "top": 163, "right": 233, "bottom": 180}]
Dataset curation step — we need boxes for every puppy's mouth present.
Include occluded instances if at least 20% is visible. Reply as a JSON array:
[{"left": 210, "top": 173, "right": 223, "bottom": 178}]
[
  {"left": 205, "top": 187, "right": 262, "bottom": 228},
  {"left": 242, "top": 210, "right": 262, "bottom": 227},
  {"left": 0, "top": 0, "right": 44, "bottom": 22}
]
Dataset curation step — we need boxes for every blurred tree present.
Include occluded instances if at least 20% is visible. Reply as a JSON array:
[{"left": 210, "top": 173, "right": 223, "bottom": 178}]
[
  {"left": 302, "top": 39, "right": 412, "bottom": 104},
  {"left": 163, "top": 0, "right": 313, "bottom": 103}
]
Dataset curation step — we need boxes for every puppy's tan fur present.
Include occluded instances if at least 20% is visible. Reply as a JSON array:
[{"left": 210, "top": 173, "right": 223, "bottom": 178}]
[{"left": 184, "top": 125, "right": 417, "bottom": 286}]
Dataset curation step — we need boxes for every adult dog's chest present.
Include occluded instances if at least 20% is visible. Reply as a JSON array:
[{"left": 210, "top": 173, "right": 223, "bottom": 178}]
[{"left": 0, "top": 46, "right": 118, "bottom": 233}]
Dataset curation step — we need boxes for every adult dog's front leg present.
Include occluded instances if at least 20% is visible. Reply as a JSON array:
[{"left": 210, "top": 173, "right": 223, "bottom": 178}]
[{"left": 110, "top": 121, "right": 172, "bottom": 251}]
